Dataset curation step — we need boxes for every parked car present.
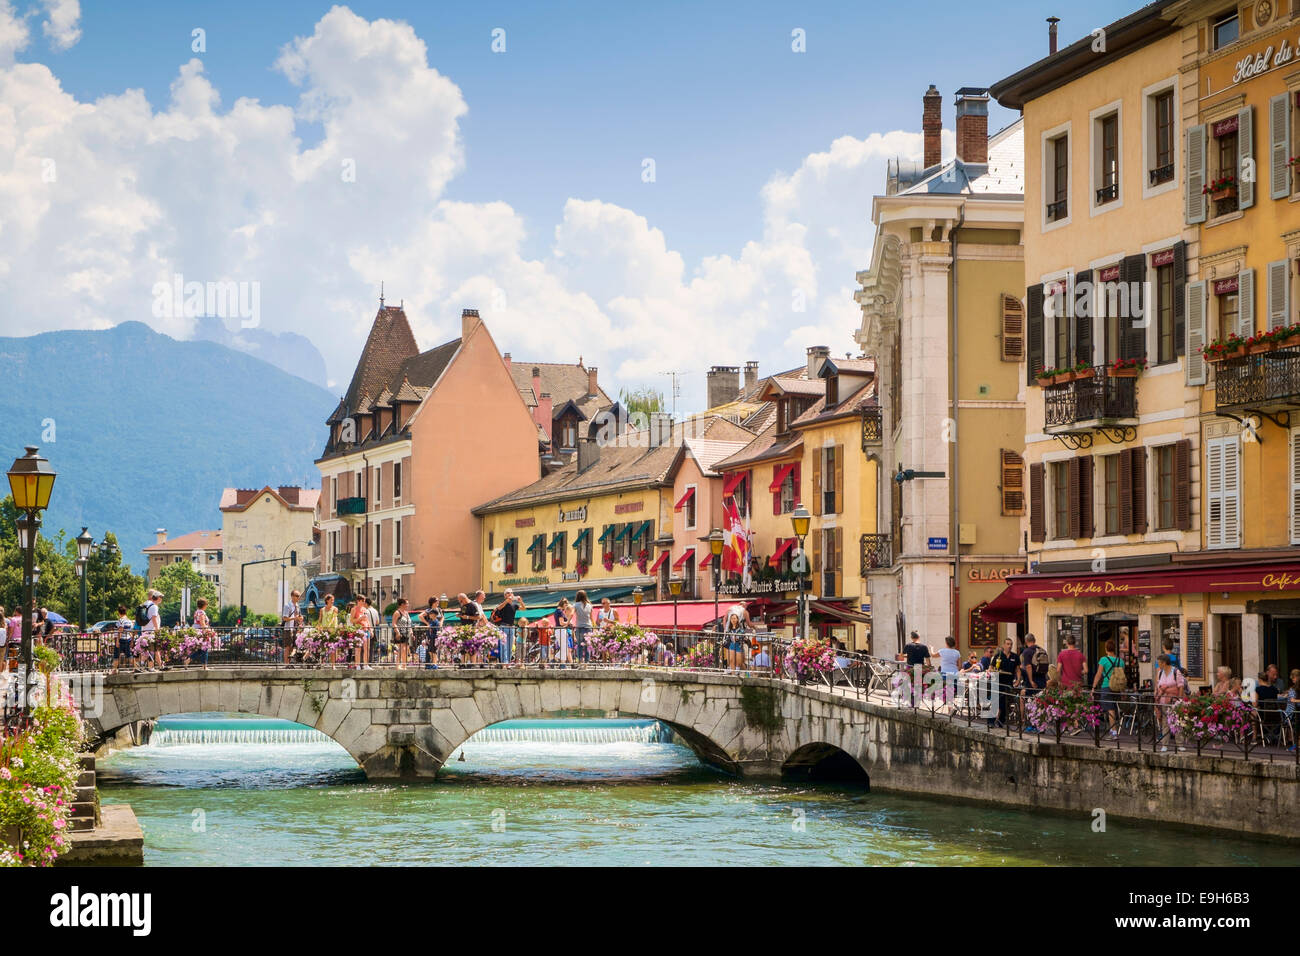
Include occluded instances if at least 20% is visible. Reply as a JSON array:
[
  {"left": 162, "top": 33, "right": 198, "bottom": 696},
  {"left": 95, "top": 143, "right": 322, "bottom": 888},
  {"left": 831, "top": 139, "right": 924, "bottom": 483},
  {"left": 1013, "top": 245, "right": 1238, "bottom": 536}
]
[{"left": 88, "top": 620, "right": 127, "bottom": 633}]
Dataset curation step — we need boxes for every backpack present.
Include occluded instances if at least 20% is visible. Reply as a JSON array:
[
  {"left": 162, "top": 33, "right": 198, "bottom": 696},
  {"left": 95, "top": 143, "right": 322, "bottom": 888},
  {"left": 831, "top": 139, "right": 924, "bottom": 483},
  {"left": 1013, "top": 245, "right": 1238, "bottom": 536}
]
[
  {"left": 135, "top": 603, "right": 152, "bottom": 628},
  {"left": 1104, "top": 656, "right": 1128, "bottom": 691},
  {"left": 1031, "top": 645, "right": 1049, "bottom": 675}
]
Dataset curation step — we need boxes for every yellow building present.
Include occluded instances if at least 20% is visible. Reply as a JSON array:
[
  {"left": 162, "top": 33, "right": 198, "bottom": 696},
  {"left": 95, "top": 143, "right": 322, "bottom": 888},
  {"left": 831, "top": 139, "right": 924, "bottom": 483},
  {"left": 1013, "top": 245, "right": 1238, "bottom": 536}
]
[
  {"left": 856, "top": 86, "right": 1026, "bottom": 657},
  {"left": 142, "top": 529, "right": 223, "bottom": 587},
  {"left": 988, "top": 0, "right": 1300, "bottom": 687},
  {"left": 219, "top": 486, "right": 319, "bottom": 617},
  {"left": 714, "top": 349, "right": 879, "bottom": 650}
]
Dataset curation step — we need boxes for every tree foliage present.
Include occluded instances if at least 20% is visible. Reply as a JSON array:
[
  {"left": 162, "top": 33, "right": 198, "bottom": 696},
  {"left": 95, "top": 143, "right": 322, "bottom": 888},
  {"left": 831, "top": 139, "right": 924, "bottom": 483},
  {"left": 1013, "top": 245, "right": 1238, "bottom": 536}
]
[
  {"left": 150, "top": 561, "right": 218, "bottom": 626},
  {"left": 619, "top": 386, "right": 665, "bottom": 419}
]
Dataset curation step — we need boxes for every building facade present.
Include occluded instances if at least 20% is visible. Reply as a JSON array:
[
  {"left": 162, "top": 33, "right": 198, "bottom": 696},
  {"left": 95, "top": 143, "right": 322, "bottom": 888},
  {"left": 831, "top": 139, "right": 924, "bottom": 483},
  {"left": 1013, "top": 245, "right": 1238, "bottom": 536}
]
[
  {"left": 856, "top": 86, "right": 1026, "bottom": 657},
  {"left": 142, "top": 529, "right": 223, "bottom": 588},
  {"left": 218, "top": 486, "right": 319, "bottom": 617}
]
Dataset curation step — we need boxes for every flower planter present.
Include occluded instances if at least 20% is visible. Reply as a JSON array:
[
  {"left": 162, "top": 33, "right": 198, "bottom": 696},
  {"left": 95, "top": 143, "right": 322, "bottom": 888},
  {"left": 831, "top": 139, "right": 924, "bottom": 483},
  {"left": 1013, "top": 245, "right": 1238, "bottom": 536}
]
[
  {"left": 1248, "top": 341, "right": 1274, "bottom": 355},
  {"left": 1074, "top": 368, "right": 1097, "bottom": 380},
  {"left": 1107, "top": 367, "right": 1140, "bottom": 378},
  {"left": 1279, "top": 335, "right": 1300, "bottom": 349},
  {"left": 1209, "top": 186, "right": 1237, "bottom": 202}
]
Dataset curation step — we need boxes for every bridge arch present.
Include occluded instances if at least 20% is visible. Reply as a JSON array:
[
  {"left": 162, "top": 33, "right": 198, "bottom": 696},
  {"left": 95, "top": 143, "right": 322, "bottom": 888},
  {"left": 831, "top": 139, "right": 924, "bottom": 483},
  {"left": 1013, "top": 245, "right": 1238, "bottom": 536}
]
[{"left": 780, "top": 742, "right": 870, "bottom": 784}]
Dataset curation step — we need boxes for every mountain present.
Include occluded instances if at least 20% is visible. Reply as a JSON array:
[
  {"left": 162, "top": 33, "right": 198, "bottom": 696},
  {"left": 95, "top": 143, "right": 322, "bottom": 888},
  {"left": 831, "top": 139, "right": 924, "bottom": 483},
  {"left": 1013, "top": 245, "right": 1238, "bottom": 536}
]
[
  {"left": 0, "top": 322, "right": 336, "bottom": 573},
  {"left": 191, "top": 316, "right": 330, "bottom": 389}
]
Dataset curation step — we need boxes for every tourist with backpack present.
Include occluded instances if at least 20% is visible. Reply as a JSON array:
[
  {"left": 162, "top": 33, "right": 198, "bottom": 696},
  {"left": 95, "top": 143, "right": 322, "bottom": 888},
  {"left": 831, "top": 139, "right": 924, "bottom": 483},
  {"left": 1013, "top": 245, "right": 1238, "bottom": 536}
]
[
  {"left": 1153, "top": 653, "right": 1188, "bottom": 751},
  {"left": 1021, "top": 634, "right": 1049, "bottom": 695},
  {"left": 137, "top": 590, "right": 163, "bottom": 672},
  {"left": 1092, "top": 638, "right": 1126, "bottom": 738}
]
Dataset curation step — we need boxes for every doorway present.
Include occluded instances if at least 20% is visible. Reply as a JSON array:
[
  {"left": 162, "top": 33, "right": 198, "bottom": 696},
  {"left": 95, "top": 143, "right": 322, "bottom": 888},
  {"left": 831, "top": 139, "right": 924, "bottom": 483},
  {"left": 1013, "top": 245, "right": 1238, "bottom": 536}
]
[
  {"left": 1088, "top": 614, "right": 1138, "bottom": 672},
  {"left": 1218, "top": 614, "right": 1243, "bottom": 682},
  {"left": 1266, "top": 617, "right": 1300, "bottom": 681}
]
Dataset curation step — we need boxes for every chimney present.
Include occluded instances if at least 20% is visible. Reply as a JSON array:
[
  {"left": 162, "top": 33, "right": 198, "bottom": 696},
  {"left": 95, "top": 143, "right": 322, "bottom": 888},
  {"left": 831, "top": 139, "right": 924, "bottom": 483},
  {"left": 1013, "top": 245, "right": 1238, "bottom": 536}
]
[
  {"left": 744, "top": 360, "right": 759, "bottom": 393},
  {"left": 922, "top": 85, "right": 942, "bottom": 169},
  {"left": 587, "top": 366, "right": 599, "bottom": 398},
  {"left": 1048, "top": 16, "right": 1060, "bottom": 55},
  {"left": 461, "top": 308, "right": 481, "bottom": 338},
  {"left": 503, "top": 352, "right": 511, "bottom": 371},
  {"left": 706, "top": 365, "right": 741, "bottom": 408},
  {"left": 538, "top": 391, "right": 553, "bottom": 441},
  {"left": 955, "top": 88, "right": 990, "bottom": 165},
  {"left": 648, "top": 412, "right": 673, "bottom": 449},
  {"left": 806, "top": 346, "right": 830, "bottom": 380},
  {"left": 155, "top": 528, "right": 167, "bottom": 545},
  {"left": 577, "top": 435, "right": 600, "bottom": 474}
]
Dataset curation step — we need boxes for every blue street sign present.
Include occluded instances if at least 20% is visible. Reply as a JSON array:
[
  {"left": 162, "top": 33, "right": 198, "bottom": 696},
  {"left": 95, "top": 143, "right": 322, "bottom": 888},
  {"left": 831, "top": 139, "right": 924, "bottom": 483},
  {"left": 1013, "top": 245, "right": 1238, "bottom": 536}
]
[{"left": 928, "top": 537, "right": 948, "bottom": 550}]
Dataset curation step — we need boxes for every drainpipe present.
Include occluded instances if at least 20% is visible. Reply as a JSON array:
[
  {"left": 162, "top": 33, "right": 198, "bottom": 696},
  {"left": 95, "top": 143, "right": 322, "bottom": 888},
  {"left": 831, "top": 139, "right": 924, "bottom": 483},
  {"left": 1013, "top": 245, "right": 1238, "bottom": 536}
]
[
  {"left": 950, "top": 202, "right": 966, "bottom": 646},
  {"left": 362, "top": 452, "right": 370, "bottom": 599}
]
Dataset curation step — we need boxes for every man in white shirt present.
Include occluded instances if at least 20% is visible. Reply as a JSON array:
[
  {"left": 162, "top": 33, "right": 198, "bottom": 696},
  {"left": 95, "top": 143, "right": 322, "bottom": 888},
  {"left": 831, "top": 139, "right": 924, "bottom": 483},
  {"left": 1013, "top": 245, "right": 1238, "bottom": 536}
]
[
  {"left": 281, "top": 590, "right": 302, "bottom": 664},
  {"left": 142, "top": 589, "right": 162, "bottom": 670}
]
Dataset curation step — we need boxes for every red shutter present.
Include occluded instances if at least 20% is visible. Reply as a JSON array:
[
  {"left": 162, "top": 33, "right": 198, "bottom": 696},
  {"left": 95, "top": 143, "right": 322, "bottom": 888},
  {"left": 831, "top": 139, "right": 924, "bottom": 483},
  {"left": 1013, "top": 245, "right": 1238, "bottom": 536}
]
[
  {"left": 1174, "top": 440, "right": 1191, "bottom": 531},
  {"left": 1029, "top": 462, "right": 1046, "bottom": 542},
  {"left": 772, "top": 465, "right": 781, "bottom": 515}
]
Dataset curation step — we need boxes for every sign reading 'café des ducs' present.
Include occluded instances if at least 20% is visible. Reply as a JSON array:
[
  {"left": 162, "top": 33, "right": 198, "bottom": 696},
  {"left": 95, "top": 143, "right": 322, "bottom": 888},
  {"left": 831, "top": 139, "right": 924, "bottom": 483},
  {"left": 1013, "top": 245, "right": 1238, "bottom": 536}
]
[{"left": 1020, "top": 569, "right": 1300, "bottom": 600}]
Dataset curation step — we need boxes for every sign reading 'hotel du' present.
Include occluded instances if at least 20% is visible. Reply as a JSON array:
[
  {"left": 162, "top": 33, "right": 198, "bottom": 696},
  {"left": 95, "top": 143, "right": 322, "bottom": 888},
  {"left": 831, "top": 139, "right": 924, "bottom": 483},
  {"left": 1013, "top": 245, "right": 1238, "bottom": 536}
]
[{"left": 1231, "top": 32, "right": 1298, "bottom": 85}]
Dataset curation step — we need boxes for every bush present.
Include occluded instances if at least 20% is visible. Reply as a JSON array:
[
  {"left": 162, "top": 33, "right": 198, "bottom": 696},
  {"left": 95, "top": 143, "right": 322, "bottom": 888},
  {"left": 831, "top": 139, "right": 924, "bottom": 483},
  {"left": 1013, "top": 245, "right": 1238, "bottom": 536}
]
[{"left": 0, "top": 700, "right": 83, "bottom": 866}]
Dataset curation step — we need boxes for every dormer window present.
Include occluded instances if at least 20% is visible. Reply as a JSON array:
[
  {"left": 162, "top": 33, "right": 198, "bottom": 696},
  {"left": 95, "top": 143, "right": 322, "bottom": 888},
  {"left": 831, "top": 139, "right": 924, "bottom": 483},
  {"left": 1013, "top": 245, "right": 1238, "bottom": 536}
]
[
  {"left": 561, "top": 421, "right": 577, "bottom": 449},
  {"left": 825, "top": 374, "right": 839, "bottom": 407}
]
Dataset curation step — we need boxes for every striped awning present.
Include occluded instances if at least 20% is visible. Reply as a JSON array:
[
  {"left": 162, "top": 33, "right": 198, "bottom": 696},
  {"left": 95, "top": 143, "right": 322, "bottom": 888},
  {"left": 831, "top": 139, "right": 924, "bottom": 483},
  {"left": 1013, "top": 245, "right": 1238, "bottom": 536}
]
[
  {"left": 631, "top": 520, "right": 652, "bottom": 540},
  {"left": 526, "top": 537, "right": 544, "bottom": 554},
  {"left": 614, "top": 523, "right": 632, "bottom": 541},
  {"left": 768, "top": 537, "right": 796, "bottom": 568}
]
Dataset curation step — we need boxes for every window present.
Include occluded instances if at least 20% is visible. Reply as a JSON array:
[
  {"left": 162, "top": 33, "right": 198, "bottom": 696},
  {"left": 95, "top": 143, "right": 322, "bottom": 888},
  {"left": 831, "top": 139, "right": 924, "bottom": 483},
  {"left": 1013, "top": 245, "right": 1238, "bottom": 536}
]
[
  {"left": 531, "top": 534, "right": 546, "bottom": 572},
  {"left": 1047, "top": 133, "right": 1069, "bottom": 221},
  {"left": 1155, "top": 445, "right": 1176, "bottom": 530},
  {"left": 825, "top": 374, "right": 839, "bottom": 407},
  {"left": 1214, "top": 125, "right": 1239, "bottom": 215},
  {"left": 1104, "top": 454, "right": 1121, "bottom": 535},
  {"left": 374, "top": 467, "right": 381, "bottom": 506},
  {"left": 1051, "top": 462, "right": 1070, "bottom": 539},
  {"left": 393, "top": 462, "right": 401, "bottom": 502},
  {"left": 822, "top": 446, "right": 839, "bottom": 515},
  {"left": 819, "top": 527, "right": 842, "bottom": 598},
  {"left": 1212, "top": 10, "right": 1239, "bottom": 50},
  {"left": 683, "top": 555, "right": 697, "bottom": 598},
  {"left": 1096, "top": 111, "right": 1119, "bottom": 204},
  {"left": 780, "top": 469, "right": 796, "bottom": 514},
  {"left": 1001, "top": 449, "right": 1025, "bottom": 516},
  {"left": 1052, "top": 279, "right": 1070, "bottom": 368},
  {"left": 332, "top": 477, "right": 338, "bottom": 513},
  {"left": 1001, "top": 294, "right": 1024, "bottom": 361},
  {"left": 374, "top": 525, "right": 381, "bottom": 566},
  {"left": 1219, "top": 287, "right": 1240, "bottom": 340},
  {"left": 575, "top": 529, "right": 592, "bottom": 568},
  {"left": 396, "top": 519, "right": 402, "bottom": 560},
  {"left": 1206, "top": 435, "right": 1241, "bottom": 549},
  {"left": 551, "top": 531, "right": 567, "bottom": 569},
  {"left": 684, "top": 486, "right": 697, "bottom": 529},
  {"left": 1156, "top": 260, "right": 1176, "bottom": 364},
  {"left": 1150, "top": 89, "right": 1176, "bottom": 185}
]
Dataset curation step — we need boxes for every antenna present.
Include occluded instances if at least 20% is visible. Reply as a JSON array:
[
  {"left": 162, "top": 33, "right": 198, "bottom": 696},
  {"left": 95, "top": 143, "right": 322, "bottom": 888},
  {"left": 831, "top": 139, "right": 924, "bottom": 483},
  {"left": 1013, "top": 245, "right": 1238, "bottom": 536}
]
[{"left": 660, "top": 370, "right": 684, "bottom": 418}]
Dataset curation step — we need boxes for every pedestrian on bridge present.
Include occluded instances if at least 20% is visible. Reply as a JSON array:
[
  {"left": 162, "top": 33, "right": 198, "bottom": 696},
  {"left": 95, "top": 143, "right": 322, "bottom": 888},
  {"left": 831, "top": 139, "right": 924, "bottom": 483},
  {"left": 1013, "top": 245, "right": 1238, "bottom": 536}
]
[{"left": 392, "top": 598, "right": 414, "bottom": 668}]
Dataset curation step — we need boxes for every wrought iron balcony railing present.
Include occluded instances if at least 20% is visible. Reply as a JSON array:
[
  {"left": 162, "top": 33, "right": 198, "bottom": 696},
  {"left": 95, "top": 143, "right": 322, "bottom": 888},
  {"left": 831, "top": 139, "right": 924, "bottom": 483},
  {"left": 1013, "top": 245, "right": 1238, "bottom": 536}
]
[
  {"left": 333, "top": 552, "right": 364, "bottom": 572},
  {"left": 860, "top": 533, "right": 892, "bottom": 575},
  {"left": 336, "top": 496, "right": 367, "bottom": 516},
  {"left": 1095, "top": 183, "right": 1119, "bottom": 204},
  {"left": 1046, "top": 199, "right": 1068, "bottom": 222},
  {"left": 1148, "top": 163, "right": 1174, "bottom": 186},
  {"left": 1043, "top": 367, "right": 1137, "bottom": 433},
  {"left": 861, "top": 407, "right": 883, "bottom": 450},
  {"left": 1215, "top": 345, "right": 1300, "bottom": 413}
]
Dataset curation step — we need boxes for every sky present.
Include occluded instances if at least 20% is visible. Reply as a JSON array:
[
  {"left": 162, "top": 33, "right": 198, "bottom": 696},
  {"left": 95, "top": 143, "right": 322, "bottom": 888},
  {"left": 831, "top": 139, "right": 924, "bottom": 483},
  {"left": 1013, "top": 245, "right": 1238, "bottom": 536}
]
[{"left": 0, "top": 0, "right": 1142, "bottom": 412}]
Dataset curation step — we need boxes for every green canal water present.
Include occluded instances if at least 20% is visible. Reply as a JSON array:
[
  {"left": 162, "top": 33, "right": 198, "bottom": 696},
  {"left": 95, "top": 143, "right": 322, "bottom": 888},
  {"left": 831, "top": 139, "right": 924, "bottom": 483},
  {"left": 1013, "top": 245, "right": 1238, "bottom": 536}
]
[{"left": 98, "top": 715, "right": 1296, "bottom": 866}]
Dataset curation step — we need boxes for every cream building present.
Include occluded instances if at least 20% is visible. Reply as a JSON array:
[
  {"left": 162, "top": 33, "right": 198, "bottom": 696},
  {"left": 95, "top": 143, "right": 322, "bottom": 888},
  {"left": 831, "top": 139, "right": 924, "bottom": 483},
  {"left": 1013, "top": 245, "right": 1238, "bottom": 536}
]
[{"left": 219, "top": 486, "right": 320, "bottom": 617}]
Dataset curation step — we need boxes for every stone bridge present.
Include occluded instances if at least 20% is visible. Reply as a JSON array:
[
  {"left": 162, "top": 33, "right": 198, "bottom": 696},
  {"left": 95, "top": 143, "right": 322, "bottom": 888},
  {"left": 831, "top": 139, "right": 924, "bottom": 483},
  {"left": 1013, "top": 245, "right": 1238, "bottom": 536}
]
[{"left": 85, "top": 667, "right": 872, "bottom": 780}]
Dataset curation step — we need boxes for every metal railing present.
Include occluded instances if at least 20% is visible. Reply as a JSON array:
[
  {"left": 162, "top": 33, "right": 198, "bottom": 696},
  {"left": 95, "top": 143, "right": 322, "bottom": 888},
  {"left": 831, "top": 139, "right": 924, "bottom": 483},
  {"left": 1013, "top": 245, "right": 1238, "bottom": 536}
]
[
  {"left": 1046, "top": 199, "right": 1068, "bottom": 222},
  {"left": 860, "top": 533, "right": 891, "bottom": 574},
  {"left": 1147, "top": 163, "right": 1174, "bottom": 186},
  {"left": 861, "top": 407, "right": 883, "bottom": 450},
  {"left": 1214, "top": 344, "right": 1300, "bottom": 412},
  {"left": 336, "top": 496, "right": 366, "bottom": 516},
  {"left": 1095, "top": 182, "right": 1118, "bottom": 204},
  {"left": 332, "top": 552, "right": 364, "bottom": 572},
  {"left": 1043, "top": 366, "right": 1137, "bottom": 430}
]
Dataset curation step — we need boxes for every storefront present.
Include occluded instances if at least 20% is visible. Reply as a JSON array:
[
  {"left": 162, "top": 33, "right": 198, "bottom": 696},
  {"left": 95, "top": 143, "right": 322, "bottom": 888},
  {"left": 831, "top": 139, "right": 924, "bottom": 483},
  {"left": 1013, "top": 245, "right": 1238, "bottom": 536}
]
[{"left": 983, "top": 559, "right": 1300, "bottom": 688}]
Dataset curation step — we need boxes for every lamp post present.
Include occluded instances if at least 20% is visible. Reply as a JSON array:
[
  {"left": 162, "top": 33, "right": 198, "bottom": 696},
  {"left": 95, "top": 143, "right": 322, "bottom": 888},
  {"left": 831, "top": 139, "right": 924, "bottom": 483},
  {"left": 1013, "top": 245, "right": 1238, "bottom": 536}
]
[
  {"left": 790, "top": 504, "right": 811, "bottom": 643},
  {"left": 76, "top": 527, "right": 92, "bottom": 632},
  {"left": 632, "top": 586, "right": 643, "bottom": 628},
  {"left": 8, "top": 446, "right": 56, "bottom": 719},
  {"left": 707, "top": 528, "right": 724, "bottom": 639},
  {"left": 668, "top": 576, "right": 683, "bottom": 652}
]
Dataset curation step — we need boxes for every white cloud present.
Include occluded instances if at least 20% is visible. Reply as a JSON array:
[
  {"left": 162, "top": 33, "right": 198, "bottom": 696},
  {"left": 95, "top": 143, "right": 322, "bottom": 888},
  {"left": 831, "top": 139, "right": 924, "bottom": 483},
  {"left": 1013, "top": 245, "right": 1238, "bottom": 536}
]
[
  {"left": 0, "top": 4, "right": 938, "bottom": 412},
  {"left": 39, "top": 0, "right": 78, "bottom": 50}
]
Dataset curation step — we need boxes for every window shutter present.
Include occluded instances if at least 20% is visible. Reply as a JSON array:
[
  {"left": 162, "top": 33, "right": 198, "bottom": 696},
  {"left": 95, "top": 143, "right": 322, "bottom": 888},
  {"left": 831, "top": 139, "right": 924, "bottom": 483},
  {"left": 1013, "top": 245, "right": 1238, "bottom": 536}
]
[
  {"left": 1079, "top": 455, "right": 1095, "bottom": 539},
  {"left": 1074, "top": 269, "right": 1093, "bottom": 367},
  {"left": 1120, "top": 255, "right": 1147, "bottom": 359},
  {"left": 792, "top": 463, "right": 801, "bottom": 507},
  {"left": 1186, "top": 281, "right": 1207, "bottom": 385},
  {"left": 772, "top": 465, "right": 781, "bottom": 515},
  {"left": 1173, "top": 241, "right": 1187, "bottom": 357},
  {"left": 834, "top": 527, "right": 843, "bottom": 597},
  {"left": 1131, "top": 446, "right": 1148, "bottom": 535},
  {"left": 811, "top": 452, "right": 823, "bottom": 516},
  {"left": 1270, "top": 93, "right": 1292, "bottom": 201},
  {"left": 1029, "top": 462, "right": 1046, "bottom": 542},
  {"left": 1175, "top": 439, "right": 1191, "bottom": 531},
  {"left": 1067, "top": 456, "right": 1082, "bottom": 539},
  {"left": 1222, "top": 436, "right": 1240, "bottom": 548},
  {"left": 812, "top": 529, "right": 822, "bottom": 574},
  {"left": 834, "top": 444, "right": 845, "bottom": 514},
  {"left": 1001, "top": 294, "right": 1025, "bottom": 360},
  {"left": 1238, "top": 268, "right": 1256, "bottom": 338},
  {"left": 1206, "top": 438, "right": 1224, "bottom": 549},
  {"left": 1267, "top": 260, "right": 1291, "bottom": 329},
  {"left": 1291, "top": 429, "right": 1300, "bottom": 545},
  {"left": 1186, "top": 124, "right": 1207, "bottom": 224},
  {"left": 1238, "top": 106, "right": 1255, "bottom": 210},
  {"left": 1119, "top": 447, "right": 1134, "bottom": 535},
  {"left": 1001, "top": 449, "right": 1025, "bottom": 516},
  {"left": 1026, "top": 284, "right": 1045, "bottom": 384}
]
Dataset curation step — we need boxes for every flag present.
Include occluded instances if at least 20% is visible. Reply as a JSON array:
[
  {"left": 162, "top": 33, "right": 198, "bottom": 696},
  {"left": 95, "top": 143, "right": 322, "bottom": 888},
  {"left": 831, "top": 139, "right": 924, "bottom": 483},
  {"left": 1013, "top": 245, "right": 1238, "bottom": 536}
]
[{"left": 721, "top": 496, "right": 750, "bottom": 578}]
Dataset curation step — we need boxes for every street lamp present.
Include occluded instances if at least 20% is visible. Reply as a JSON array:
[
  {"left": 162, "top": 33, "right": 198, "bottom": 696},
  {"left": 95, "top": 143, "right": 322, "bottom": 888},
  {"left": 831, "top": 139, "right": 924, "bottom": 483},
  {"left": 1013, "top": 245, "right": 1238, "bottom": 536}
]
[
  {"left": 76, "top": 527, "right": 92, "bottom": 632},
  {"left": 632, "top": 586, "right": 643, "bottom": 628},
  {"left": 8, "top": 446, "right": 56, "bottom": 719},
  {"left": 707, "top": 528, "right": 724, "bottom": 640},
  {"left": 790, "top": 503, "right": 811, "bottom": 642},
  {"left": 669, "top": 576, "right": 683, "bottom": 651}
]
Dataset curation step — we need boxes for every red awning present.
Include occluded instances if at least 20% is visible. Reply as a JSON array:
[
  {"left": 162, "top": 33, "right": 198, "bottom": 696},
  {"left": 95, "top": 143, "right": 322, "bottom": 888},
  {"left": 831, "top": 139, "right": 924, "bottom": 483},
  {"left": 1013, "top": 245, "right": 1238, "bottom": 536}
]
[
  {"left": 722, "top": 472, "right": 746, "bottom": 496},
  {"left": 698, "top": 552, "right": 713, "bottom": 569},
  {"left": 808, "top": 599, "right": 872, "bottom": 625},
  {"left": 648, "top": 551, "right": 670, "bottom": 573},
  {"left": 613, "top": 601, "right": 727, "bottom": 630},
  {"left": 674, "top": 487, "right": 695, "bottom": 511},
  {"left": 982, "top": 561, "right": 1300, "bottom": 622},
  {"left": 768, "top": 463, "right": 795, "bottom": 492},
  {"left": 768, "top": 537, "right": 795, "bottom": 568},
  {"left": 673, "top": 548, "right": 695, "bottom": 569}
]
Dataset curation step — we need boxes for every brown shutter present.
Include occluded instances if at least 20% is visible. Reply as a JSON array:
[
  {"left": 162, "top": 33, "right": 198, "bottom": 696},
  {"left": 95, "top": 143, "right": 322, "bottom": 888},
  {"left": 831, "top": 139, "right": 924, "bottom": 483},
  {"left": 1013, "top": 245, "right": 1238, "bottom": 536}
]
[
  {"left": 812, "top": 528, "right": 822, "bottom": 574},
  {"left": 1172, "top": 241, "right": 1187, "bottom": 357},
  {"left": 1074, "top": 269, "right": 1093, "bottom": 367},
  {"left": 1001, "top": 294, "right": 1025, "bottom": 361},
  {"left": 812, "top": 451, "right": 823, "bottom": 516},
  {"left": 1068, "top": 456, "right": 1082, "bottom": 539},
  {"left": 834, "top": 444, "right": 845, "bottom": 514},
  {"left": 1120, "top": 254, "right": 1148, "bottom": 360},
  {"left": 1131, "top": 446, "right": 1148, "bottom": 534},
  {"left": 1175, "top": 439, "right": 1191, "bottom": 531},
  {"left": 1029, "top": 462, "right": 1046, "bottom": 542},
  {"left": 834, "top": 527, "right": 843, "bottom": 597},
  {"left": 792, "top": 463, "right": 801, "bottom": 508},
  {"left": 1078, "top": 455, "right": 1095, "bottom": 539},
  {"left": 1119, "top": 447, "right": 1134, "bottom": 535},
  {"left": 1026, "top": 284, "right": 1045, "bottom": 384},
  {"left": 1001, "top": 450, "right": 1026, "bottom": 515}
]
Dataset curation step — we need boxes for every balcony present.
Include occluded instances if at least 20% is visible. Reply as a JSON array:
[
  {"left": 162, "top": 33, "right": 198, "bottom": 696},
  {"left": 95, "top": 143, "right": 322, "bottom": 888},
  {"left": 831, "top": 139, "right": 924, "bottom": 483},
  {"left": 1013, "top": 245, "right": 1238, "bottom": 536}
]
[
  {"left": 861, "top": 407, "right": 883, "bottom": 451},
  {"left": 336, "top": 496, "right": 366, "bottom": 526},
  {"left": 860, "top": 533, "right": 892, "bottom": 575},
  {"left": 333, "top": 552, "right": 364, "bottom": 572},
  {"left": 1095, "top": 183, "right": 1118, "bottom": 205},
  {"left": 1148, "top": 164, "right": 1174, "bottom": 186},
  {"left": 1215, "top": 345, "right": 1300, "bottom": 417},
  {"left": 1046, "top": 199, "right": 1068, "bottom": 222},
  {"left": 1043, "top": 367, "right": 1137, "bottom": 442}
]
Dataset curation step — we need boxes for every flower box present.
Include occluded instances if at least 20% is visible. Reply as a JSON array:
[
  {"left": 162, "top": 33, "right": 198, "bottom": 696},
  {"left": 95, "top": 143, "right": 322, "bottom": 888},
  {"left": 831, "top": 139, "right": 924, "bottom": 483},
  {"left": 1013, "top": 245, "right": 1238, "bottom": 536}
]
[
  {"left": 1107, "top": 366, "right": 1140, "bottom": 378},
  {"left": 1248, "top": 341, "right": 1274, "bottom": 355},
  {"left": 1209, "top": 186, "right": 1237, "bottom": 202},
  {"left": 1074, "top": 367, "right": 1097, "bottom": 380},
  {"left": 1279, "top": 335, "right": 1300, "bottom": 349}
]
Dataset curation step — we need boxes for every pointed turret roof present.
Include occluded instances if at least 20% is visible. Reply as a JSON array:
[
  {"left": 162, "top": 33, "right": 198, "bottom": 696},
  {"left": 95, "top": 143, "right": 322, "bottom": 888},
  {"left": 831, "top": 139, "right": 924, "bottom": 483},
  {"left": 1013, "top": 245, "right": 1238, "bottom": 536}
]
[{"left": 343, "top": 305, "right": 420, "bottom": 412}]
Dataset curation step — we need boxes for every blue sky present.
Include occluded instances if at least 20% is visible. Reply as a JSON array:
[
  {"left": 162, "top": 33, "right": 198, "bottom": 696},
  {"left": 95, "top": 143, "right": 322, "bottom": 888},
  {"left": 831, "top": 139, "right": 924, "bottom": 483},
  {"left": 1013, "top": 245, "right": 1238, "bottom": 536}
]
[{"left": 3, "top": 0, "right": 1141, "bottom": 409}]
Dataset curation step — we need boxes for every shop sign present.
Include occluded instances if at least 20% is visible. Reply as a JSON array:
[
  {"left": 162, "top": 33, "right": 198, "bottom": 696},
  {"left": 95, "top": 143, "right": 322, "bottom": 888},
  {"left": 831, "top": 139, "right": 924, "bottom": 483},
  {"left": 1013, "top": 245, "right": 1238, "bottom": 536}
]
[
  {"left": 560, "top": 570, "right": 582, "bottom": 582},
  {"left": 1150, "top": 248, "right": 1176, "bottom": 268},
  {"left": 614, "top": 501, "right": 644, "bottom": 515},
  {"left": 718, "top": 577, "right": 804, "bottom": 596},
  {"left": 514, "top": 516, "right": 536, "bottom": 529},
  {"left": 558, "top": 505, "right": 587, "bottom": 523},
  {"left": 1213, "top": 276, "right": 1239, "bottom": 296},
  {"left": 497, "top": 576, "right": 548, "bottom": 587},
  {"left": 1232, "top": 35, "right": 1296, "bottom": 85},
  {"left": 968, "top": 567, "right": 1020, "bottom": 583}
]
